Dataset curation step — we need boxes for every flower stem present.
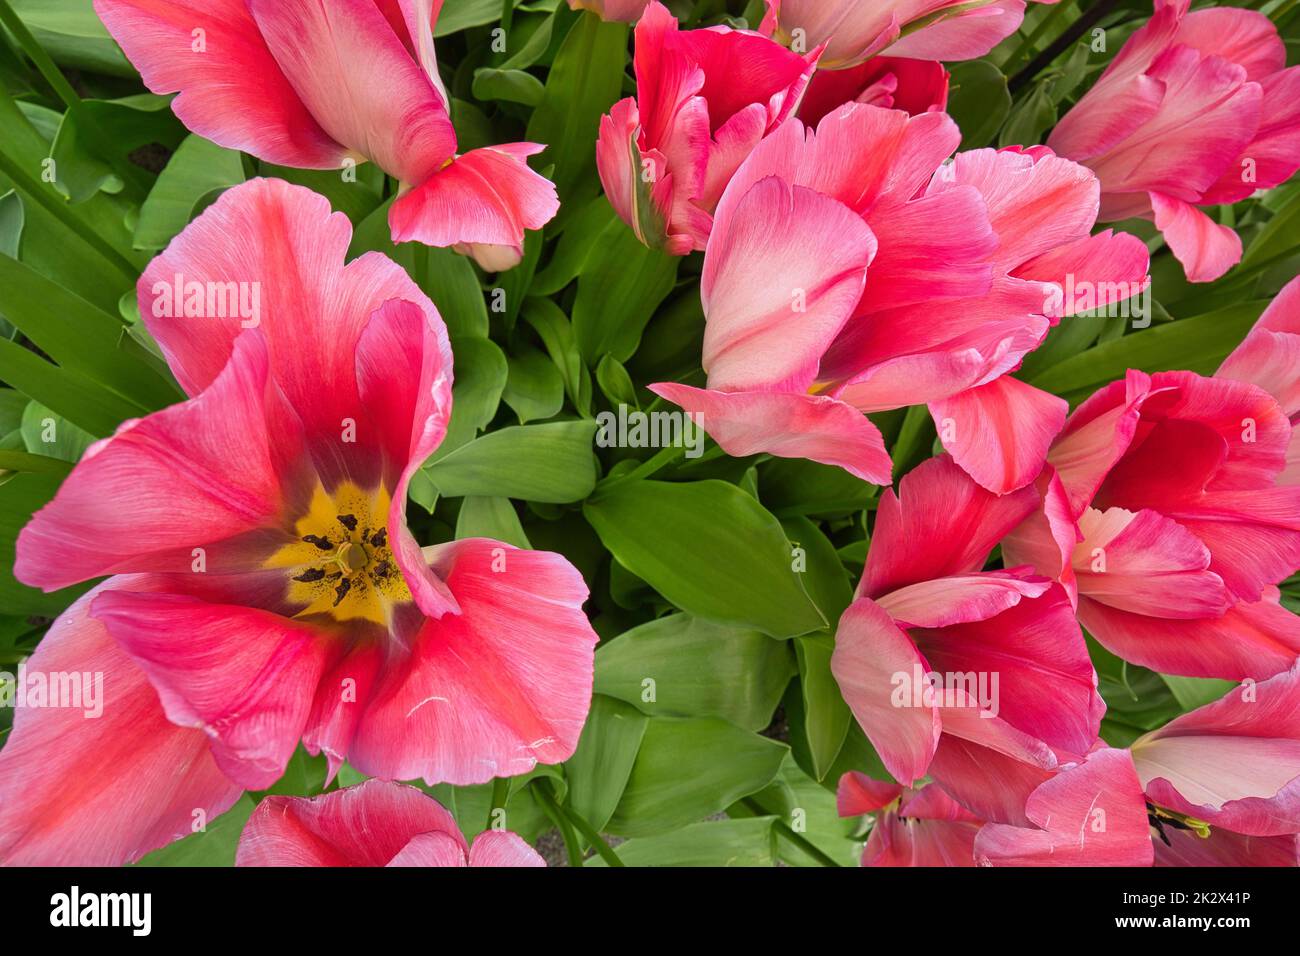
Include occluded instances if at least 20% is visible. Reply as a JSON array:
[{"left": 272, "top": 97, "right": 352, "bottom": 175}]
[
  {"left": 740, "top": 799, "right": 842, "bottom": 867},
  {"left": 532, "top": 778, "right": 584, "bottom": 867}
]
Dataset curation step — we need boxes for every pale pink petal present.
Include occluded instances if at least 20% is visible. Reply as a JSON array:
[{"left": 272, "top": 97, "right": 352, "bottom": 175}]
[
  {"left": 236, "top": 779, "right": 466, "bottom": 866},
  {"left": 346, "top": 540, "right": 597, "bottom": 785},
  {"left": 974, "top": 749, "right": 1155, "bottom": 866},
  {"left": 1132, "top": 661, "right": 1300, "bottom": 836},
  {"left": 1003, "top": 469, "right": 1081, "bottom": 607},
  {"left": 875, "top": 570, "right": 1050, "bottom": 630},
  {"left": 247, "top": 0, "right": 456, "bottom": 183},
  {"left": 0, "top": 579, "right": 242, "bottom": 866},
  {"left": 468, "top": 830, "right": 547, "bottom": 867},
  {"left": 1150, "top": 192, "right": 1242, "bottom": 283},
  {"left": 1155, "top": 828, "right": 1299, "bottom": 867},
  {"left": 388, "top": 145, "right": 560, "bottom": 254},
  {"left": 929, "top": 377, "right": 1067, "bottom": 495},
  {"left": 92, "top": 0, "right": 347, "bottom": 167},
  {"left": 1072, "top": 507, "right": 1230, "bottom": 618},
  {"left": 885, "top": 0, "right": 1026, "bottom": 62},
  {"left": 831, "top": 598, "right": 940, "bottom": 786},
  {"left": 1016, "top": 229, "right": 1151, "bottom": 320},
  {"left": 386, "top": 831, "right": 469, "bottom": 867},
  {"left": 1173, "top": 7, "right": 1286, "bottom": 81},
  {"left": 647, "top": 383, "right": 893, "bottom": 486},
  {"left": 700, "top": 177, "right": 875, "bottom": 392}
]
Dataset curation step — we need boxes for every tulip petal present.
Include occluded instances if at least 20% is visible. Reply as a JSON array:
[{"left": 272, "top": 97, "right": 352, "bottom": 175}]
[
  {"left": 647, "top": 383, "right": 893, "bottom": 486},
  {"left": 468, "top": 830, "right": 548, "bottom": 867},
  {"left": 1150, "top": 192, "right": 1243, "bottom": 283},
  {"left": 236, "top": 779, "right": 466, "bottom": 866},
  {"left": 0, "top": 579, "right": 241, "bottom": 866},
  {"left": 974, "top": 749, "right": 1155, "bottom": 866},
  {"left": 92, "top": 0, "right": 346, "bottom": 167},
  {"left": 345, "top": 540, "right": 596, "bottom": 785}
]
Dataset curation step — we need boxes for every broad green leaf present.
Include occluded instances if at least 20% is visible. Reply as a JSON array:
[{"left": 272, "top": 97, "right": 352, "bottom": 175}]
[
  {"left": 564, "top": 694, "right": 649, "bottom": 834},
  {"left": 572, "top": 224, "right": 678, "bottom": 363},
  {"left": 422, "top": 420, "right": 597, "bottom": 502},
  {"left": 0, "top": 470, "right": 89, "bottom": 615},
  {"left": 522, "top": 296, "right": 592, "bottom": 415},
  {"left": 503, "top": 344, "right": 565, "bottom": 423},
  {"left": 742, "top": 755, "right": 861, "bottom": 866},
  {"left": 428, "top": 336, "right": 508, "bottom": 461},
  {"left": 595, "top": 613, "right": 796, "bottom": 730},
  {"left": 261, "top": 162, "right": 384, "bottom": 225},
  {"left": 1161, "top": 674, "right": 1236, "bottom": 712},
  {"left": 595, "top": 354, "right": 638, "bottom": 410},
  {"left": 10, "top": 0, "right": 132, "bottom": 76},
  {"left": 793, "top": 633, "right": 851, "bottom": 781},
  {"left": 135, "top": 135, "right": 245, "bottom": 250},
  {"left": 472, "top": 67, "right": 546, "bottom": 106},
  {"left": 50, "top": 94, "right": 181, "bottom": 203},
  {"left": 0, "top": 336, "right": 142, "bottom": 436},
  {"left": 530, "top": 196, "right": 617, "bottom": 295},
  {"left": 1028, "top": 301, "right": 1267, "bottom": 400},
  {"left": 526, "top": 13, "right": 628, "bottom": 215},
  {"left": 20, "top": 401, "right": 93, "bottom": 462},
  {"left": 455, "top": 496, "right": 531, "bottom": 549},
  {"left": 588, "top": 817, "right": 778, "bottom": 867},
  {"left": 435, "top": 0, "right": 511, "bottom": 35},
  {"left": 782, "top": 516, "right": 853, "bottom": 624},
  {"left": 759, "top": 457, "right": 874, "bottom": 518},
  {"left": 948, "top": 60, "right": 1011, "bottom": 149},
  {"left": 584, "top": 479, "right": 827, "bottom": 638},
  {"left": 606, "top": 716, "right": 788, "bottom": 837}
]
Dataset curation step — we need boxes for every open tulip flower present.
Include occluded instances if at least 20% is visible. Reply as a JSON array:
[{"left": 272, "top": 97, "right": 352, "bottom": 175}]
[
  {"left": 0, "top": 179, "right": 597, "bottom": 866},
  {"left": 1005, "top": 282, "right": 1300, "bottom": 681},
  {"left": 1048, "top": 0, "right": 1300, "bottom": 283},
  {"left": 762, "top": 0, "right": 1045, "bottom": 69},
  {"left": 595, "top": 1, "right": 820, "bottom": 254},
  {"left": 93, "top": 0, "right": 559, "bottom": 271},
  {"left": 830, "top": 455, "right": 1104, "bottom": 825},
  {"left": 652, "top": 102, "right": 1151, "bottom": 494},
  {"left": 837, "top": 772, "right": 982, "bottom": 867},
  {"left": 236, "top": 779, "right": 545, "bottom": 867},
  {"left": 798, "top": 55, "right": 950, "bottom": 126}
]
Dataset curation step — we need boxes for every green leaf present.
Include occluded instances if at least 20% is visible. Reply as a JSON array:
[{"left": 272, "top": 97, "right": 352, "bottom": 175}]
[
  {"left": 428, "top": 336, "right": 508, "bottom": 461},
  {"left": 595, "top": 613, "right": 796, "bottom": 731},
  {"left": 595, "top": 354, "right": 638, "bottom": 409},
  {"left": 20, "top": 400, "right": 93, "bottom": 462},
  {"left": 588, "top": 817, "right": 777, "bottom": 867},
  {"left": 606, "top": 716, "right": 788, "bottom": 837},
  {"left": 0, "top": 336, "right": 142, "bottom": 436},
  {"left": 759, "top": 457, "right": 874, "bottom": 518},
  {"left": 49, "top": 94, "right": 181, "bottom": 203},
  {"left": 435, "top": 0, "right": 511, "bottom": 35},
  {"left": 793, "top": 633, "right": 851, "bottom": 781},
  {"left": 0, "top": 470, "right": 89, "bottom": 615},
  {"left": 422, "top": 420, "right": 597, "bottom": 502},
  {"left": 455, "top": 496, "right": 531, "bottom": 549},
  {"left": 9, "top": 0, "right": 132, "bottom": 76},
  {"left": 585, "top": 479, "right": 827, "bottom": 638},
  {"left": 564, "top": 694, "right": 649, "bottom": 834},
  {"left": 782, "top": 516, "right": 853, "bottom": 624},
  {"left": 947, "top": 60, "right": 1011, "bottom": 149},
  {"left": 572, "top": 224, "right": 678, "bottom": 364},
  {"left": 522, "top": 296, "right": 592, "bottom": 416},
  {"left": 134, "top": 135, "right": 246, "bottom": 250},
  {"left": 1161, "top": 674, "right": 1236, "bottom": 712},
  {"left": 1028, "top": 302, "right": 1267, "bottom": 400},
  {"left": 472, "top": 67, "right": 546, "bottom": 106},
  {"left": 526, "top": 12, "right": 628, "bottom": 215},
  {"left": 999, "top": 82, "right": 1057, "bottom": 148},
  {"left": 503, "top": 344, "right": 565, "bottom": 423}
]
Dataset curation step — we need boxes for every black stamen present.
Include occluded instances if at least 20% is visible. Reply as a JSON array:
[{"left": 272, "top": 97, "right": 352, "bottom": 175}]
[
  {"left": 333, "top": 578, "right": 352, "bottom": 607},
  {"left": 1147, "top": 813, "right": 1172, "bottom": 847},
  {"left": 293, "top": 568, "right": 326, "bottom": 583},
  {"left": 337, "top": 513, "right": 358, "bottom": 532},
  {"left": 369, "top": 528, "right": 387, "bottom": 548},
  {"left": 302, "top": 534, "right": 333, "bottom": 551}
]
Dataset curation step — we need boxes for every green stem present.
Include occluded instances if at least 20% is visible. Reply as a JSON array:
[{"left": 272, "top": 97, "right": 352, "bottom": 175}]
[
  {"left": 0, "top": 146, "right": 138, "bottom": 280},
  {"left": 0, "top": 0, "right": 148, "bottom": 199},
  {"left": 1002, "top": 0, "right": 1074, "bottom": 68},
  {"left": 532, "top": 779, "right": 584, "bottom": 868},
  {"left": 740, "top": 799, "right": 841, "bottom": 867},
  {"left": 554, "top": 801, "right": 625, "bottom": 868}
]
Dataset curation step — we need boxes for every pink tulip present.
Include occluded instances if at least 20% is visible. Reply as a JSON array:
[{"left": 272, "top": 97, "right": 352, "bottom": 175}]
[
  {"left": 829, "top": 456, "right": 1104, "bottom": 824},
  {"left": 595, "top": 1, "right": 819, "bottom": 254},
  {"left": 93, "top": 0, "right": 558, "bottom": 270},
  {"left": 761, "top": 0, "right": 1035, "bottom": 69},
  {"left": 799, "top": 56, "right": 950, "bottom": 126},
  {"left": 1004, "top": 363, "right": 1300, "bottom": 681},
  {"left": 652, "top": 102, "right": 1149, "bottom": 493},
  {"left": 838, "top": 772, "right": 982, "bottom": 866},
  {"left": 237, "top": 780, "right": 545, "bottom": 866},
  {"left": 0, "top": 180, "right": 597, "bottom": 866},
  {"left": 978, "top": 662, "right": 1300, "bottom": 866},
  {"left": 567, "top": 0, "right": 651, "bottom": 23},
  {"left": 1047, "top": 0, "right": 1300, "bottom": 283}
]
